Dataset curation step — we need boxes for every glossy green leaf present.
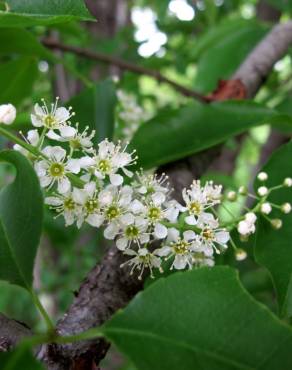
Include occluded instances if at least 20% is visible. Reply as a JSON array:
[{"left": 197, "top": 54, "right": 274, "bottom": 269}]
[
  {"left": 0, "top": 150, "right": 43, "bottom": 289},
  {"left": 0, "top": 28, "right": 53, "bottom": 59},
  {"left": 0, "top": 346, "right": 44, "bottom": 370},
  {"left": 130, "top": 100, "right": 291, "bottom": 169},
  {"left": 0, "top": 57, "right": 38, "bottom": 105},
  {"left": 194, "top": 23, "right": 268, "bottom": 93},
  {"left": 0, "top": 0, "right": 94, "bottom": 27},
  {"left": 255, "top": 142, "right": 292, "bottom": 317},
  {"left": 103, "top": 267, "right": 292, "bottom": 370},
  {"left": 68, "top": 79, "right": 117, "bottom": 143}
]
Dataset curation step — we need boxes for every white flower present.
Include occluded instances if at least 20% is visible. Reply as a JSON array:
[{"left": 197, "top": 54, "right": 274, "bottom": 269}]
[
  {"left": 80, "top": 139, "right": 136, "bottom": 185},
  {"left": 156, "top": 228, "right": 199, "bottom": 270},
  {"left": 120, "top": 248, "right": 162, "bottom": 279},
  {"left": 31, "top": 98, "right": 76, "bottom": 138},
  {"left": 237, "top": 212, "right": 257, "bottom": 236},
  {"left": 281, "top": 202, "right": 291, "bottom": 214},
  {"left": 45, "top": 192, "right": 78, "bottom": 226},
  {"left": 260, "top": 202, "right": 272, "bottom": 215},
  {"left": 257, "top": 172, "right": 268, "bottom": 181},
  {"left": 35, "top": 146, "right": 80, "bottom": 194},
  {"left": 114, "top": 216, "right": 149, "bottom": 250},
  {"left": 47, "top": 123, "right": 95, "bottom": 153},
  {"left": 257, "top": 186, "right": 268, "bottom": 197},
  {"left": 182, "top": 180, "right": 222, "bottom": 226},
  {"left": 0, "top": 103, "right": 16, "bottom": 125},
  {"left": 14, "top": 129, "right": 39, "bottom": 156},
  {"left": 133, "top": 171, "right": 169, "bottom": 199},
  {"left": 198, "top": 213, "right": 230, "bottom": 254},
  {"left": 72, "top": 182, "right": 104, "bottom": 228}
]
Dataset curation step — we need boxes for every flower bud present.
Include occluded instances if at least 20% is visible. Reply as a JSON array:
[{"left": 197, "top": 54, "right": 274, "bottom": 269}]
[
  {"left": 235, "top": 248, "right": 247, "bottom": 261},
  {"left": 283, "top": 178, "right": 292, "bottom": 187},
  {"left": 257, "top": 186, "right": 268, "bottom": 197},
  {"left": 257, "top": 172, "right": 268, "bottom": 181},
  {"left": 238, "top": 186, "right": 247, "bottom": 195},
  {"left": 245, "top": 212, "right": 257, "bottom": 224},
  {"left": 260, "top": 202, "right": 272, "bottom": 215},
  {"left": 271, "top": 219, "right": 282, "bottom": 230},
  {"left": 227, "top": 191, "right": 237, "bottom": 201},
  {"left": 281, "top": 202, "right": 291, "bottom": 214},
  {"left": 0, "top": 103, "right": 16, "bottom": 125}
]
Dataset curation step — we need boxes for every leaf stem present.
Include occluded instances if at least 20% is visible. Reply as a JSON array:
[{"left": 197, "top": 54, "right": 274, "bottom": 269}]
[{"left": 29, "top": 289, "right": 55, "bottom": 333}]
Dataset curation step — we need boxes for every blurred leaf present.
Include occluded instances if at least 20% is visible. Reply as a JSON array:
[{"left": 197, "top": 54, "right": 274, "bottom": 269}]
[
  {"left": 0, "top": 57, "right": 38, "bottom": 105},
  {"left": 0, "top": 28, "right": 53, "bottom": 59},
  {"left": 0, "top": 150, "right": 43, "bottom": 289},
  {"left": 0, "top": 0, "right": 94, "bottom": 27},
  {"left": 266, "top": 0, "right": 292, "bottom": 12},
  {"left": 194, "top": 22, "right": 268, "bottom": 93},
  {"left": 68, "top": 79, "right": 117, "bottom": 143},
  {"left": 103, "top": 267, "right": 292, "bottom": 370},
  {"left": 255, "top": 142, "right": 292, "bottom": 317},
  {"left": 0, "top": 346, "right": 44, "bottom": 370},
  {"left": 130, "top": 100, "right": 292, "bottom": 169}
]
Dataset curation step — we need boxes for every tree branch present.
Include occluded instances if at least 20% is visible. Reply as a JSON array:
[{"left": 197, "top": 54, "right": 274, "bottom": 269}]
[
  {"left": 42, "top": 38, "right": 210, "bottom": 103},
  {"left": 0, "top": 313, "right": 31, "bottom": 352}
]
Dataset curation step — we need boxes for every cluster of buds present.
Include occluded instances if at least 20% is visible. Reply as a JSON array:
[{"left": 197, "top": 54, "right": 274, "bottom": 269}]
[
  {"left": 227, "top": 171, "right": 292, "bottom": 241},
  {"left": 0, "top": 100, "right": 291, "bottom": 279}
]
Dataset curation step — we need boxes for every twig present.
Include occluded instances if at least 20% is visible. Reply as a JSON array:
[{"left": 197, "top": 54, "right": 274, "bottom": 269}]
[{"left": 42, "top": 38, "right": 210, "bottom": 103}]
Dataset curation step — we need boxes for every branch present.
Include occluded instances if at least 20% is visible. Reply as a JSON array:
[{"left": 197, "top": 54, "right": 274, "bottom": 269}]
[
  {"left": 6, "top": 20, "right": 292, "bottom": 369},
  {"left": 0, "top": 313, "right": 31, "bottom": 352},
  {"left": 233, "top": 21, "right": 292, "bottom": 97},
  {"left": 42, "top": 38, "right": 210, "bottom": 103}
]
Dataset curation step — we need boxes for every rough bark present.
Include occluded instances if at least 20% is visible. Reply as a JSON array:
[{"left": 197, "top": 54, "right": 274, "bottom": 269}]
[{"left": 0, "top": 314, "right": 31, "bottom": 352}]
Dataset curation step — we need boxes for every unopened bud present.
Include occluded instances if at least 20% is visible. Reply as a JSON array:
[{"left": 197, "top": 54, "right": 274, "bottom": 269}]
[
  {"left": 227, "top": 191, "right": 237, "bottom": 201},
  {"left": 271, "top": 219, "right": 282, "bottom": 230},
  {"left": 281, "top": 203, "right": 291, "bottom": 214},
  {"left": 283, "top": 178, "right": 292, "bottom": 187},
  {"left": 260, "top": 202, "right": 272, "bottom": 215},
  {"left": 238, "top": 186, "right": 247, "bottom": 195},
  {"left": 0, "top": 103, "right": 16, "bottom": 125},
  {"left": 257, "top": 172, "right": 268, "bottom": 181},
  {"left": 235, "top": 248, "right": 247, "bottom": 261},
  {"left": 257, "top": 186, "right": 268, "bottom": 197}
]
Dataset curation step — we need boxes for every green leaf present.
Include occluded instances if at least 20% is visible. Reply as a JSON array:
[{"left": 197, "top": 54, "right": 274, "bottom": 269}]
[
  {"left": 0, "top": 150, "right": 43, "bottom": 289},
  {"left": 0, "top": 28, "right": 53, "bottom": 59},
  {"left": 266, "top": 0, "right": 292, "bottom": 12},
  {"left": 0, "top": 57, "right": 38, "bottom": 105},
  {"left": 194, "top": 22, "right": 268, "bottom": 93},
  {"left": 0, "top": 0, "right": 94, "bottom": 28},
  {"left": 103, "top": 267, "right": 292, "bottom": 370},
  {"left": 255, "top": 142, "right": 292, "bottom": 317},
  {"left": 0, "top": 346, "right": 44, "bottom": 370},
  {"left": 68, "top": 79, "right": 117, "bottom": 143},
  {"left": 130, "top": 100, "right": 292, "bottom": 170}
]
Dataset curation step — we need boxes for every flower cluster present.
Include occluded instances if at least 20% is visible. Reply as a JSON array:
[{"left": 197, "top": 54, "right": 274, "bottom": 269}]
[
  {"left": 4, "top": 99, "right": 291, "bottom": 279},
  {"left": 116, "top": 90, "right": 147, "bottom": 140}
]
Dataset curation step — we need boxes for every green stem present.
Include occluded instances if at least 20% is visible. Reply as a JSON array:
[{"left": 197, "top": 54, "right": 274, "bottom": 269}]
[{"left": 30, "top": 289, "right": 55, "bottom": 333}]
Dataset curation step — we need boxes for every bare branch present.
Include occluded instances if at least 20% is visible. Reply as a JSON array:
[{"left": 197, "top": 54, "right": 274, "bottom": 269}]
[
  {"left": 42, "top": 39, "right": 210, "bottom": 103},
  {"left": 0, "top": 313, "right": 31, "bottom": 352},
  {"left": 233, "top": 21, "right": 292, "bottom": 97}
]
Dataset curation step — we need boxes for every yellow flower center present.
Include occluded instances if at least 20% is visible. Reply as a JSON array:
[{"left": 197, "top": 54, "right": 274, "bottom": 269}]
[
  {"left": 148, "top": 206, "right": 161, "bottom": 221},
  {"left": 189, "top": 201, "right": 201, "bottom": 215},
  {"left": 70, "top": 138, "right": 81, "bottom": 149},
  {"left": 85, "top": 199, "right": 98, "bottom": 214},
  {"left": 106, "top": 205, "right": 120, "bottom": 220},
  {"left": 125, "top": 225, "right": 139, "bottom": 239},
  {"left": 98, "top": 159, "right": 111, "bottom": 174},
  {"left": 173, "top": 240, "right": 190, "bottom": 254},
  {"left": 63, "top": 198, "right": 75, "bottom": 211},
  {"left": 49, "top": 162, "right": 64, "bottom": 178},
  {"left": 202, "top": 228, "right": 214, "bottom": 241},
  {"left": 44, "top": 114, "right": 57, "bottom": 129}
]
